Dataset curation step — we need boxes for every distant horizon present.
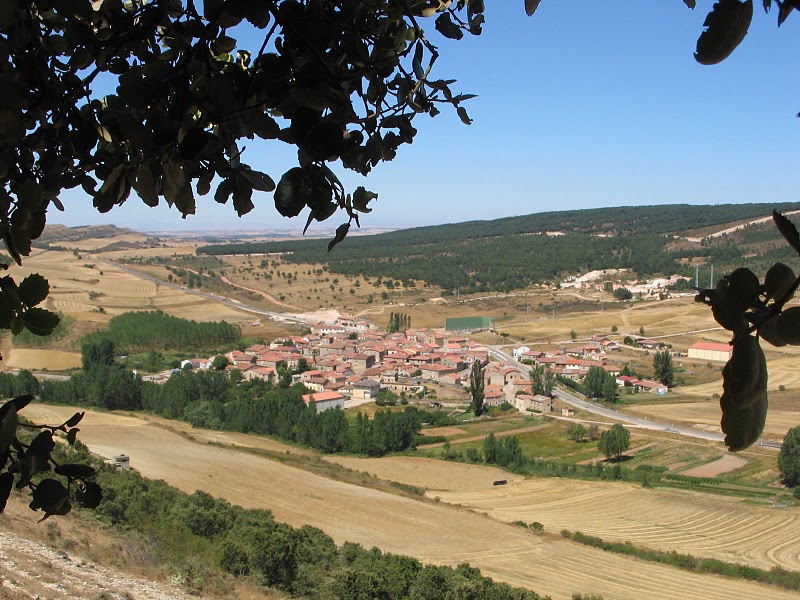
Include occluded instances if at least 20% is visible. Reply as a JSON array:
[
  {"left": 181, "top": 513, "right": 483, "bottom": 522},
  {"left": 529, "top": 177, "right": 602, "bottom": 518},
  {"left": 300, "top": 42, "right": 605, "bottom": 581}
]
[
  {"left": 48, "top": 199, "right": 798, "bottom": 237},
  {"left": 52, "top": 4, "right": 800, "bottom": 236}
]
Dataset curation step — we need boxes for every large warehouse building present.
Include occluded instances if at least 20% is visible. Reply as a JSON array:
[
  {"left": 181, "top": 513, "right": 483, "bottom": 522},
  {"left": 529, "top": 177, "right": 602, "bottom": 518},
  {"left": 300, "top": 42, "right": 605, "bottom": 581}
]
[{"left": 688, "top": 341, "right": 732, "bottom": 362}]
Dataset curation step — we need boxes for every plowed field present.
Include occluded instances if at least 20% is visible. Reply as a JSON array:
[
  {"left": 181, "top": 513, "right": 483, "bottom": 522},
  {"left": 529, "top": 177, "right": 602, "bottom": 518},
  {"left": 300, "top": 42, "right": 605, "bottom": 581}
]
[{"left": 22, "top": 405, "right": 800, "bottom": 600}]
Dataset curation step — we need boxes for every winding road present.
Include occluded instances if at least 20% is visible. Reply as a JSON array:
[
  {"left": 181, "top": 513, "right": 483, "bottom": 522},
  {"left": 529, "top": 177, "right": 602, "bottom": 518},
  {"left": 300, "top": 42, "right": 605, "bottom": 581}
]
[
  {"left": 485, "top": 346, "right": 782, "bottom": 450},
  {"left": 84, "top": 260, "right": 782, "bottom": 450}
]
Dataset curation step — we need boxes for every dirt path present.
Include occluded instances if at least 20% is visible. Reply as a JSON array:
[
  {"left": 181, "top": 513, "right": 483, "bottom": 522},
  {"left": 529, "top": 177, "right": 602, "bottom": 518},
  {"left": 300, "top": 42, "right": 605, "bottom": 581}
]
[
  {"left": 417, "top": 423, "right": 549, "bottom": 449},
  {"left": 23, "top": 405, "right": 800, "bottom": 600},
  {"left": 684, "top": 209, "right": 800, "bottom": 242},
  {"left": 219, "top": 275, "right": 303, "bottom": 311}
]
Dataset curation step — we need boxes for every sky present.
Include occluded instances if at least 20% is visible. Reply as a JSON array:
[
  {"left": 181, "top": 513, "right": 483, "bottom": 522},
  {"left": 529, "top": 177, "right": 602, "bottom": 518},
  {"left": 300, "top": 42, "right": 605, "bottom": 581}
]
[{"left": 55, "top": 1, "right": 800, "bottom": 233}]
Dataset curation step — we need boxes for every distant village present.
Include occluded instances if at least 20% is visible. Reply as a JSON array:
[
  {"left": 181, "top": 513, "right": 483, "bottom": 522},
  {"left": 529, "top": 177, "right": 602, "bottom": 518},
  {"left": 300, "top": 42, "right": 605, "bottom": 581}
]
[{"left": 141, "top": 309, "right": 735, "bottom": 414}]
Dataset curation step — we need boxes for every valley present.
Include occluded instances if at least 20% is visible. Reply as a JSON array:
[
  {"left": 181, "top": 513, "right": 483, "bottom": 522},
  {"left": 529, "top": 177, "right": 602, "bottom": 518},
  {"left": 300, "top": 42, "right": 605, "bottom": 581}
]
[{"left": 4, "top": 205, "right": 800, "bottom": 599}]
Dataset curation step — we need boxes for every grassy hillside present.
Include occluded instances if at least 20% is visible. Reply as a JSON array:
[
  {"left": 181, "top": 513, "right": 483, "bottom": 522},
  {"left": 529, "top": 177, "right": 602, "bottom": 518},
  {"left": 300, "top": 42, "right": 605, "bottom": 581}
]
[{"left": 197, "top": 203, "right": 799, "bottom": 292}]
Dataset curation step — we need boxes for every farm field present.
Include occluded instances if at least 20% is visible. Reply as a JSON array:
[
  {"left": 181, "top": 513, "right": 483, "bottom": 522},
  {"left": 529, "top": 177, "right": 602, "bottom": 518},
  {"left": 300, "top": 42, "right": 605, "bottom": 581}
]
[
  {"left": 626, "top": 393, "right": 800, "bottom": 442},
  {"left": 319, "top": 455, "right": 800, "bottom": 573},
  {"left": 21, "top": 405, "right": 800, "bottom": 600}
]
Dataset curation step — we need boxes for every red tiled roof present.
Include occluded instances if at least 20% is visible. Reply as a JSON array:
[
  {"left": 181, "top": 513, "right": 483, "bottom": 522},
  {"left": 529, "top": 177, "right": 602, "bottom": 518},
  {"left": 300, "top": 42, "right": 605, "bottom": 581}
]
[
  {"left": 689, "top": 341, "right": 732, "bottom": 352},
  {"left": 302, "top": 391, "right": 345, "bottom": 404}
]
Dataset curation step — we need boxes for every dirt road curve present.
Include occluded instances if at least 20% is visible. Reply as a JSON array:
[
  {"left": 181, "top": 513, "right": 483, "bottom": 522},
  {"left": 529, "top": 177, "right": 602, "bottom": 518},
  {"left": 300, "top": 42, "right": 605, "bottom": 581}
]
[{"left": 23, "top": 405, "right": 800, "bottom": 600}]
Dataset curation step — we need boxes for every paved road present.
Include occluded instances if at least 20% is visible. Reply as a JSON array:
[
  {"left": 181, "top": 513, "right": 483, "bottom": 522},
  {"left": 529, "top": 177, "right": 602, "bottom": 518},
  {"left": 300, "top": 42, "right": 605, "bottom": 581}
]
[{"left": 484, "top": 346, "right": 782, "bottom": 450}]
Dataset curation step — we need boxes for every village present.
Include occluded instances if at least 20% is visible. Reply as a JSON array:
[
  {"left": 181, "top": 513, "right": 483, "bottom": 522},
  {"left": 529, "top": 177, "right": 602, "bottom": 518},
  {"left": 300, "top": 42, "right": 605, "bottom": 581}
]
[{"left": 166, "top": 312, "right": 733, "bottom": 414}]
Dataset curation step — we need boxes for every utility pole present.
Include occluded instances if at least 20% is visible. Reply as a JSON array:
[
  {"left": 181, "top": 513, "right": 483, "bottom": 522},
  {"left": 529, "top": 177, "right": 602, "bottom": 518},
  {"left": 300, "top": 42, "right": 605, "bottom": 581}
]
[
  {"left": 710, "top": 265, "right": 714, "bottom": 288},
  {"left": 695, "top": 265, "right": 699, "bottom": 288}
]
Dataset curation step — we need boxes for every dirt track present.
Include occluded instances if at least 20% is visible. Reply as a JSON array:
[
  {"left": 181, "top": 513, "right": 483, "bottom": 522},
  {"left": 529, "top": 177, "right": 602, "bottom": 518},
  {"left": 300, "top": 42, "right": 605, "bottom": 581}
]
[{"left": 23, "top": 405, "right": 800, "bottom": 600}]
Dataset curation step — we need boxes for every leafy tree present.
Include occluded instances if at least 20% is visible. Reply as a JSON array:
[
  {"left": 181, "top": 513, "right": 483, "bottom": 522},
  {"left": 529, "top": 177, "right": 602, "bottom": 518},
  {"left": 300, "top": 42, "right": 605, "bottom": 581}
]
[
  {"left": 653, "top": 350, "right": 675, "bottom": 388},
  {"left": 567, "top": 423, "right": 586, "bottom": 442},
  {"left": 529, "top": 365, "right": 553, "bottom": 397},
  {"left": 639, "top": 326, "right": 646, "bottom": 336},
  {"left": 469, "top": 361, "right": 485, "bottom": 417},
  {"left": 601, "top": 376, "right": 619, "bottom": 404},
  {"left": 583, "top": 366, "right": 607, "bottom": 399},
  {"left": 483, "top": 433, "right": 499, "bottom": 465},
  {"left": 212, "top": 355, "right": 230, "bottom": 371},
  {"left": 570, "top": 329, "right": 578, "bottom": 340},
  {"left": 613, "top": 287, "right": 633, "bottom": 300},
  {"left": 387, "top": 312, "right": 411, "bottom": 333},
  {"left": 81, "top": 338, "right": 116, "bottom": 371},
  {"left": 598, "top": 424, "right": 631, "bottom": 461},
  {"left": 778, "top": 426, "right": 800, "bottom": 487}
]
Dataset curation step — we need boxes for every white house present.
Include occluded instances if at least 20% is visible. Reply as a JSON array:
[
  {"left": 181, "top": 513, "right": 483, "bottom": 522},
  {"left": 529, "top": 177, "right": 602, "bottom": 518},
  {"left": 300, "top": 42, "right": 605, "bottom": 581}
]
[{"left": 512, "top": 345, "right": 531, "bottom": 360}]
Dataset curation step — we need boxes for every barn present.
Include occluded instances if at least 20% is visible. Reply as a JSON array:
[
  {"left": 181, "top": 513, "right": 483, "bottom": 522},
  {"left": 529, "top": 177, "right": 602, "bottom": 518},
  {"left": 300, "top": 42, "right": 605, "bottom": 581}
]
[
  {"left": 302, "top": 391, "right": 346, "bottom": 413},
  {"left": 688, "top": 341, "right": 732, "bottom": 362}
]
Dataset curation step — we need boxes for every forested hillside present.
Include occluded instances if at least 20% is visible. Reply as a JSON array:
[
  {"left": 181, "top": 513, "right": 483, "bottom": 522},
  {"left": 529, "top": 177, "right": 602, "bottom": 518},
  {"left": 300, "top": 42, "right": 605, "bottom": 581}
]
[{"left": 197, "top": 203, "right": 798, "bottom": 292}]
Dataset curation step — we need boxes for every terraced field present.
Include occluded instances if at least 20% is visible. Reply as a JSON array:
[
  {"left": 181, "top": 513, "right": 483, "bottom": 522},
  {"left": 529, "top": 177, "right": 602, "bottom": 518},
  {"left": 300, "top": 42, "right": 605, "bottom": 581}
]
[
  {"left": 627, "top": 393, "right": 800, "bottom": 441},
  {"left": 10, "top": 248, "right": 252, "bottom": 324},
  {"left": 437, "top": 476, "right": 800, "bottom": 572},
  {"left": 22, "top": 405, "right": 800, "bottom": 600}
]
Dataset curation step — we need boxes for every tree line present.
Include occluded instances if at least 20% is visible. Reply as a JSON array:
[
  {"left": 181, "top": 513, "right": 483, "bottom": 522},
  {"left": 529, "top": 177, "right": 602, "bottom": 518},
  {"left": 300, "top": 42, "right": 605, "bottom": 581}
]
[
  {"left": 80, "top": 311, "right": 240, "bottom": 353},
  {"left": 36, "top": 345, "right": 426, "bottom": 457}
]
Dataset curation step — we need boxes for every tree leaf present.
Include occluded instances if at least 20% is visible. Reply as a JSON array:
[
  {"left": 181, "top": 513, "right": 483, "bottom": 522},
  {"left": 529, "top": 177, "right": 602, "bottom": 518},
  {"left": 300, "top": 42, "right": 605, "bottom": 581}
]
[
  {"left": 777, "top": 1, "right": 794, "bottom": 24},
  {"left": 29, "top": 478, "right": 70, "bottom": 520},
  {"left": 352, "top": 187, "right": 377, "bottom": 213},
  {"left": 412, "top": 42, "right": 425, "bottom": 80},
  {"left": 457, "top": 106, "right": 473, "bottom": 125},
  {"left": 525, "top": 0, "right": 543, "bottom": 16},
  {"left": 684, "top": 0, "right": 697, "bottom": 7},
  {"left": 719, "top": 334, "right": 768, "bottom": 451},
  {"left": 328, "top": 222, "right": 350, "bottom": 252},
  {"left": 0, "top": 406, "right": 17, "bottom": 457},
  {"left": 773, "top": 210, "right": 800, "bottom": 254},
  {"left": 28, "top": 430, "right": 55, "bottom": 458},
  {"left": 0, "top": 394, "right": 33, "bottom": 419},
  {"left": 274, "top": 168, "right": 306, "bottom": 217},
  {"left": 24, "top": 307, "right": 61, "bottom": 336},
  {"left": 64, "top": 412, "right": 84, "bottom": 428},
  {"left": 240, "top": 168, "right": 275, "bottom": 192},
  {"left": 0, "top": 471, "right": 12, "bottom": 513},
  {"left": 695, "top": 0, "right": 754, "bottom": 65},
  {"left": 17, "top": 273, "right": 49, "bottom": 308},
  {"left": 763, "top": 262, "right": 795, "bottom": 302},
  {"left": 162, "top": 158, "right": 195, "bottom": 217},
  {"left": 435, "top": 12, "right": 464, "bottom": 39},
  {"left": 55, "top": 464, "right": 96, "bottom": 479},
  {"left": 66, "top": 428, "right": 79, "bottom": 446},
  {"left": 132, "top": 162, "right": 159, "bottom": 208},
  {"left": 75, "top": 480, "right": 103, "bottom": 509}
]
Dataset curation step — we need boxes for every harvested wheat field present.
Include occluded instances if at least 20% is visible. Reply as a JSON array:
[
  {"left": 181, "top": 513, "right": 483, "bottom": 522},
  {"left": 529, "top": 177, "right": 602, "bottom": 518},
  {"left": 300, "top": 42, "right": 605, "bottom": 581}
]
[
  {"left": 21, "top": 405, "right": 800, "bottom": 600},
  {"left": 626, "top": 398, "right": 799, "bottom": 441},
  {"left": 324, "top": 455, "right": 522, "bottom": 491},
  {"left": 504, "top": 294, "right": 722, "bottom": 346},
  {"left": 2, "top": 349, "right": 81, "bottom": 371},
  {"left": 13, "top": 249, "right": 252, "bottom": 325},
  {"left": 680, "top": 454, "right": 749, "bottom": 478},
  {"left": 437, "top": 476, "right": 800, "bottom": 573}
]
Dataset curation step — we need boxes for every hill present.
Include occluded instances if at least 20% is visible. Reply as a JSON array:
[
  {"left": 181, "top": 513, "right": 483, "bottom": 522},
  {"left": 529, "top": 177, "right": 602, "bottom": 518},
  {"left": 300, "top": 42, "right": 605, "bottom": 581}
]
[{"left": 197, "top": 203, "right": 800, "bottom": 292}]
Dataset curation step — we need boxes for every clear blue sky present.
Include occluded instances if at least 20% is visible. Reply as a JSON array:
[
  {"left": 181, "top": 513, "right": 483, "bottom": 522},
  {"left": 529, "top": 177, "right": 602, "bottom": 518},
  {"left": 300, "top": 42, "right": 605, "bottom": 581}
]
[{"left": 56, "top": 2, "right": 800, "bottom": 232}]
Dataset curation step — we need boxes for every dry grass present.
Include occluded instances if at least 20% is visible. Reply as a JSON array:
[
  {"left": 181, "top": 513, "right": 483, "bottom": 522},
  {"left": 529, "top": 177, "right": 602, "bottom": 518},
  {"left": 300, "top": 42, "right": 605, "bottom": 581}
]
[
  {"left": 20, "top": 405, "right": 800, "bottom": 600},
  {"left": 625, "top": 394, "right": 800, "bottom": 442}
]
